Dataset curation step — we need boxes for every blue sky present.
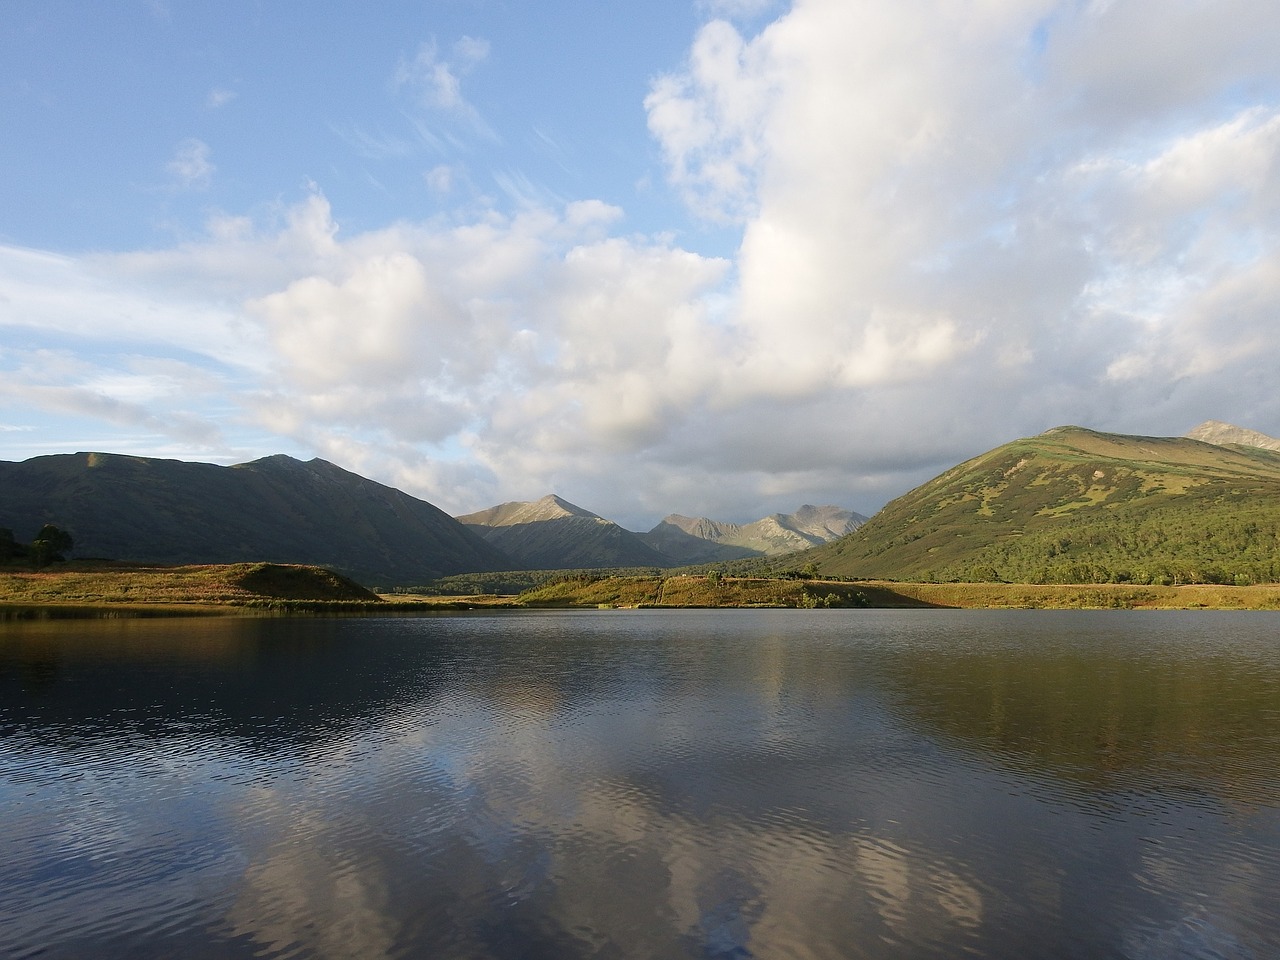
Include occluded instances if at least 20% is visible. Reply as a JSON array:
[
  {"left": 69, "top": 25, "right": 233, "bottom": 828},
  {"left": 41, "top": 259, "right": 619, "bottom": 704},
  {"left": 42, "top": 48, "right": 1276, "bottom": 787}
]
[{"left": 4, "top": 0, "right": 1280, "bottom": 529}]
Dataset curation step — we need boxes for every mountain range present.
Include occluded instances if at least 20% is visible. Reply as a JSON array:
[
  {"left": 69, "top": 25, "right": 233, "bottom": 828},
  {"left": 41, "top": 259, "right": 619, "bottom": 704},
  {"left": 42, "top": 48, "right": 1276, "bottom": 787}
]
[
  {"left": 640, "top": 505, "right": 866, "bottom": 563},
  {"left": 457, "top": 495, "right": 863, "bottom": 569},
  {"left": 0, "top": 452, "right": 858, "bottom": 584},
  {"left": 4, "top": 419, "right": 1277, "bottom": 588}
]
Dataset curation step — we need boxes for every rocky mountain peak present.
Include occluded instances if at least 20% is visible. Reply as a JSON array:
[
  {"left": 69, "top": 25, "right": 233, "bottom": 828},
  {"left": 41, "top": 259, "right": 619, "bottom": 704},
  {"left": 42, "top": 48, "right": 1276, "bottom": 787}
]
[
  {"left": 458, "top": 494, "right": 601, "bottom": 528},
  {"left": 1184, "top": 421, "right": 1280, "bottom": 452}
]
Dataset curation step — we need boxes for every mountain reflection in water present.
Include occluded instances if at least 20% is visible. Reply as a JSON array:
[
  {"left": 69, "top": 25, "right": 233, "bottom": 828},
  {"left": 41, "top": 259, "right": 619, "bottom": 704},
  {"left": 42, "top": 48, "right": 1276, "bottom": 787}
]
[{"left": 0, "top": 609, "right": 1276, "bottom": 959}]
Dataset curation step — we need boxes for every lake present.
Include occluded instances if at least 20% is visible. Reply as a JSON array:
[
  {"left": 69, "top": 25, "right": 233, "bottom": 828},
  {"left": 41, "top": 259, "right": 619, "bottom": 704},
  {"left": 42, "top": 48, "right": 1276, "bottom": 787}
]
[{"left": 1, "top": 609, "right": 1277, "bottom": 959}]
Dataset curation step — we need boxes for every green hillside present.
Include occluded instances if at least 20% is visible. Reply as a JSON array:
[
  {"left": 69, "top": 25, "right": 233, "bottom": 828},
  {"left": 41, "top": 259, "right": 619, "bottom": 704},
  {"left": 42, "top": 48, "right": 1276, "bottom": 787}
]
[{"left": 807, "top": 426, "right": 1280, "bottom": 585}]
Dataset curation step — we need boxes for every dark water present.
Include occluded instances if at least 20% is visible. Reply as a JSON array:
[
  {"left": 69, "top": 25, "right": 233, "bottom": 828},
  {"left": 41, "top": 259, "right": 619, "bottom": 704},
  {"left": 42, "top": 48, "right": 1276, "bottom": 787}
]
[{"left": 1, "top": 610, "right": 1278, "bottom": 959}]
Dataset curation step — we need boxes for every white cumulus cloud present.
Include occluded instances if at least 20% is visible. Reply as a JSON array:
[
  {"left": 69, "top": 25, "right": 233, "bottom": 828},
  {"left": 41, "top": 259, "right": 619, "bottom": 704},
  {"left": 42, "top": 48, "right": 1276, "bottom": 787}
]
[{"left": 641, "top": 0, "right": 1280, "bottom": 503}]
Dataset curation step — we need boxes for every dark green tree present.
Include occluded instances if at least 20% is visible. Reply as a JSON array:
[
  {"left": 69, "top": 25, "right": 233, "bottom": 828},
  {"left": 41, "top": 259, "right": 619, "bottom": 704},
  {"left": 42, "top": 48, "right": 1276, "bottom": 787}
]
[
  {"left": 0, "top": 528, "right": 23, "bottom": 562},
  {"left": 31, "top": 524, "right": 73, "bottom": 567}
]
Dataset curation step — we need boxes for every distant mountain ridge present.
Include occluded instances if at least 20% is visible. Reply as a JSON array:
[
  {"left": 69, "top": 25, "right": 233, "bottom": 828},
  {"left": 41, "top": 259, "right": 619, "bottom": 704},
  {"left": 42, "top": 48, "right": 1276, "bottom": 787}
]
[
  {"left": 456, "top": 496, "right": 866, "bottom": 568},
  {"left": 2, "top": 448, "right": 865, "bottom": 581},
  {"left": 642, "top": 505, "right": 866, "bottom": 563},
  {"left": 457, "top": 495, "right": 669, "bottom": 570},
  {"left": 0, "top": 452, "right": 511, "bottom": 586}
]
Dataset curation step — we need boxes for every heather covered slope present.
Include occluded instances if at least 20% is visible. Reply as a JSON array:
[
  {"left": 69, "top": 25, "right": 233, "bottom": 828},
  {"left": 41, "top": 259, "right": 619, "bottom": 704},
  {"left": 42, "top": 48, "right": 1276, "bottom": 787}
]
[
  {"left": 806, "top": 426, "right": 1280, "bottom": 585},
  {"left": 0, "top": 452, "right": 511, "bottom": 586},
  {"left": 458, "top": 495, "right": 669, "bottom": 570}
]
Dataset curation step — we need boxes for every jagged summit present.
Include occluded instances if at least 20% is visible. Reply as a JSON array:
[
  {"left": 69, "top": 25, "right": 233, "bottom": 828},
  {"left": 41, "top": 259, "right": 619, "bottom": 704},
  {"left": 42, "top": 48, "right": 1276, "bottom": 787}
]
[
  {"left": 457, "top": 494, "right": 601, "bottom": 528},
  {"left": 643, "top": 505, "right": 866, "bottom": 561},
  {"left": 458, "top": 495, "right": 664, "bottom": 569},
  {"left": 779, "top": 504, "right": 865, "bottom": 540},
  {"left": 1185, "top": 420, "right": 1280, "bottom": 452}
]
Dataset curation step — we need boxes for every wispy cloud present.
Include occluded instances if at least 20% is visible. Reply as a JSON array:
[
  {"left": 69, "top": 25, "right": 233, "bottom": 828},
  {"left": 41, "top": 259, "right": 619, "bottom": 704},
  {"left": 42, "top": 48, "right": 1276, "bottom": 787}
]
[
  {"left": 167, "top": 138, "right": 214, "bottom": 189},
  {"left": 330, "top": 123, "right": 416, "bottom": 160},
  {"left": 206, "top": 86, "right": 237, "bottom": 109},
  {"left": 394, "top": 36, "right": 489, "bottom": 112},
  {"left": 393, "top": 37, "right": 498, "bottom": 142},
  {"left": 424, "top": 164, "right": 455, "bottom": 194},
  {"left": 492, "top": 169, "right": 566, "bottom": 210},
  {"left": 0, "top": 360, "right": 228, "bottom": 451}
]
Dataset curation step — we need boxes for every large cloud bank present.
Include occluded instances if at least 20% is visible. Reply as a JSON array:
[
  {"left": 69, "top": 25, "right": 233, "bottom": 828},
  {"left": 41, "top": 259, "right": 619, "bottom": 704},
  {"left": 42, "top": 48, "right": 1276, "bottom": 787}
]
[{"left": 4, "top": 0, "right": 1279, "bottom": 526}]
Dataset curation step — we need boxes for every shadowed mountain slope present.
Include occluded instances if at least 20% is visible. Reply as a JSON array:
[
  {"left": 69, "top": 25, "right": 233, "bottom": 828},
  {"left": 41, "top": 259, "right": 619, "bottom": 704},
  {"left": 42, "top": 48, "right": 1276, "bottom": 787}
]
[
  {"left": 805, "top": 426, "right": 1280, "bottom": 585},
  {"left": 458, "top": 495, "right": 669, "bottom": 570},
  {"left": 0, "top": 452, "right": 511, "bottom": 586},
  {"left": 639, "top": 521, "right": 761, "bottom": 564}
]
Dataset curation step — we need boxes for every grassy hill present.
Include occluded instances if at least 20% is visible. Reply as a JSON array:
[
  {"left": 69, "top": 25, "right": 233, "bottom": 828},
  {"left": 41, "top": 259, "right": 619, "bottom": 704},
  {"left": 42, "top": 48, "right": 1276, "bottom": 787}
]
[{"left": 806, "top": 426, "right": 1280, "bottom": 585}]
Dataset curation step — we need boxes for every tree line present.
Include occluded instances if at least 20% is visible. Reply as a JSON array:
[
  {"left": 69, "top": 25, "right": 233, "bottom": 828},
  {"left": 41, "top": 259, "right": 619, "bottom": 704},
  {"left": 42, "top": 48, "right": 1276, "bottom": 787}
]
[{"left": 924, "top": 502, "right": 1280, "bottom": 586}]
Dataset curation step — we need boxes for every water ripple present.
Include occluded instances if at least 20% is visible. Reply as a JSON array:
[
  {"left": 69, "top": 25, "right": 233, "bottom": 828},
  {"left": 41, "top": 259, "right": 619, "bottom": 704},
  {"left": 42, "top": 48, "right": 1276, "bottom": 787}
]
[{"left": 2, "top": 610, "right": 1278, "bottom": 959}]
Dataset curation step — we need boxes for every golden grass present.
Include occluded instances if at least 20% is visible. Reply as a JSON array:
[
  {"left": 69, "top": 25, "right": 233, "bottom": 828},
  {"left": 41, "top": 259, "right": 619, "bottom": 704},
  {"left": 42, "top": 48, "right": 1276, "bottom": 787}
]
[
  {"left": 520, "top": 576, "right": 930, "bottom": 608},
  {"left": 517, "top": 575, "right": 1280, "bottom": 610},
  {"left": 373, "top": 593, "right": 522, "bottom": 608},
  {"left": 0, "top": 561, "right": 381, "bottom": 614}
]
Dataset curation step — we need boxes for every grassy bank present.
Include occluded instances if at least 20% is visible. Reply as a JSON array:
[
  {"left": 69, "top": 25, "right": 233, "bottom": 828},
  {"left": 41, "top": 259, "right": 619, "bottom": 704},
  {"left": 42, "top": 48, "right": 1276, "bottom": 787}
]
[
  {"left": 516, "top": 575, "right": 900, "bottom": 608},
  {"left": 514, "top": 574, "right": 1280, "bottom": 610},
  {"left": 5, "top": 565, "right": 1280, "bottom": 616}
]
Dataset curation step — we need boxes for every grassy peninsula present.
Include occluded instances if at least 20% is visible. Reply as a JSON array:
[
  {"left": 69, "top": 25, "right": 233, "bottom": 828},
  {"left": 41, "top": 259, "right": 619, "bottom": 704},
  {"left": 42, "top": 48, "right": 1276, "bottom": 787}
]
[{"left": 0, "top": 562, "right": 386, "bottom": 618}]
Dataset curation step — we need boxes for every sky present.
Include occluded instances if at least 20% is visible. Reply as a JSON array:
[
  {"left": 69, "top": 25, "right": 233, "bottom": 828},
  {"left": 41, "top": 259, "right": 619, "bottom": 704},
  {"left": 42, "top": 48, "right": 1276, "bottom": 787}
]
[{"left": 3, "top": 0, "right": 1280, "bottom": 530}]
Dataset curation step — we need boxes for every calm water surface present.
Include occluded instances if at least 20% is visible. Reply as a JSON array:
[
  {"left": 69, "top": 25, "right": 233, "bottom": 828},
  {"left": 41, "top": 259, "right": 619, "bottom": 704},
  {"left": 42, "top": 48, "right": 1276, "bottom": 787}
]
[{"left": 1, "top": 609, "right": 1277, "bottom": 959}]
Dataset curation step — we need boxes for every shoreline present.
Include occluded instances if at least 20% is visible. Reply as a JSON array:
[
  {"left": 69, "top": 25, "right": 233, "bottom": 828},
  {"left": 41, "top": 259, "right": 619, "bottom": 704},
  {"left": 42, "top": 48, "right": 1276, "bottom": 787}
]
[{"left": 5, "top": 568, "right": 1280, "bottom": 618}]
